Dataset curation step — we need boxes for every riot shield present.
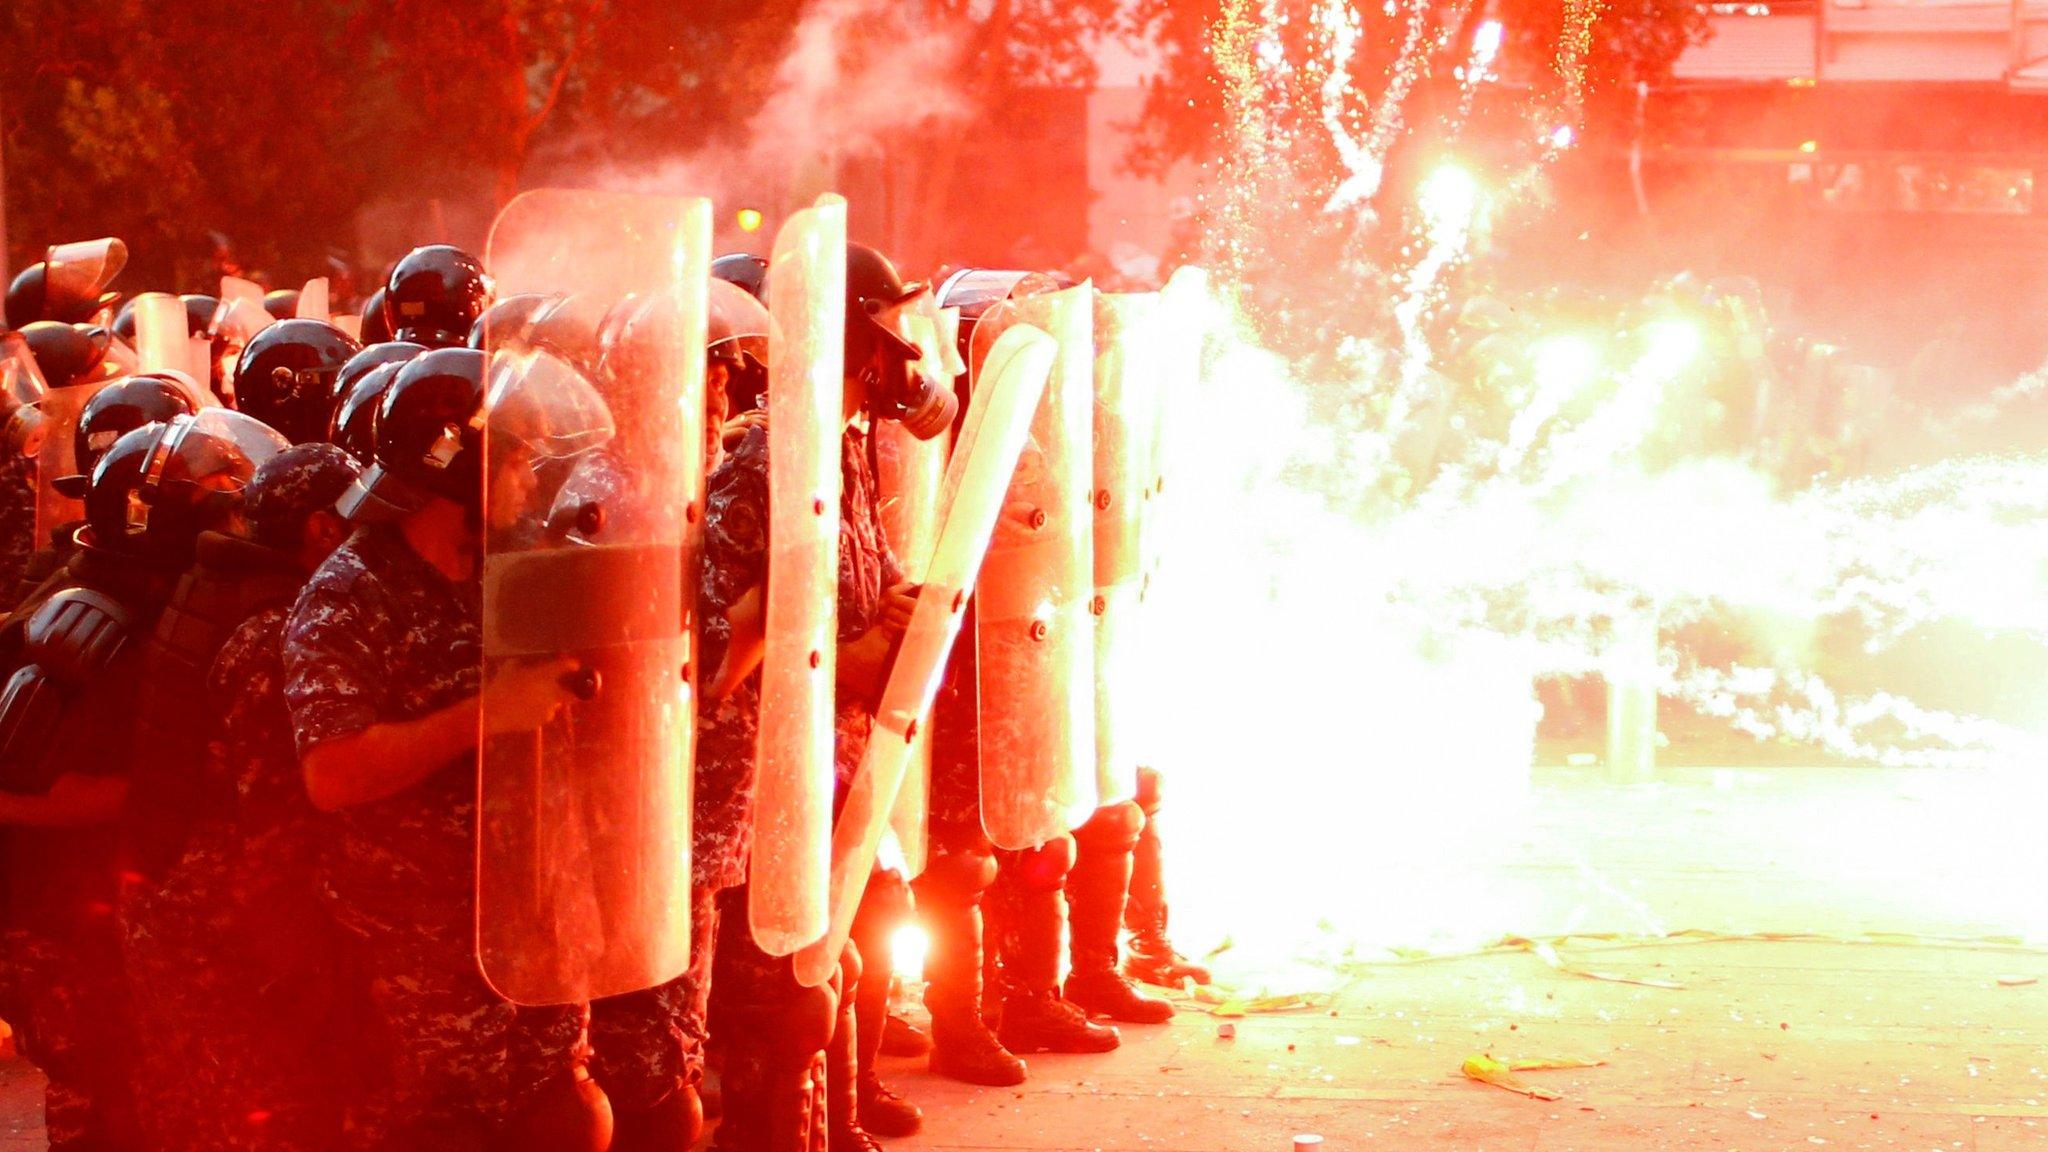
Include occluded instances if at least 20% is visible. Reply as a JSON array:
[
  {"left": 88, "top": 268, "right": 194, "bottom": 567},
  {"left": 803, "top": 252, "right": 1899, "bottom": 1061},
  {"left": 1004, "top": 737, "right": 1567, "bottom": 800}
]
[
  {"left": 872, "top": 402, "right": 951, "bottom": 879},
  {"left": 1088, "top": 291, "right": 1167, "bottom": 808},
  {"left": 478, "top": 189, "right": 710, "bottom": 1006},
  {"left": 297, "top": 278, "right": 332, "bottom": 322},
  {"left": 34, "top": 379, "right": 116, "bottom": 545},
  {"left": 971, "top": 283, "right": 1098, "bottom": 850},
  {"left": 749, "top": 194, "right": 847, "bottom": 956},
  {"left": 791, "top": 321, "right": 1057, "bottom": 988},
  {"left": 132, "top": 293, "right": 191, "bottom": 378}
]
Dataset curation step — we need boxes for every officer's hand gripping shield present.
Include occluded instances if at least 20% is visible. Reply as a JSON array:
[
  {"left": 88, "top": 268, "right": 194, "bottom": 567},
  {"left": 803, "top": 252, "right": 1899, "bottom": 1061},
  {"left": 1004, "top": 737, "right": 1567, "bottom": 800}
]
[
  {"left": 970, "top": 284, "right": 1098, "bottom": 850},
  {"left": 479, "top": 189, "right": 710, "bottom": 1006},
  {"left": 791, "top": 321, "right": 1056, "bottom": 988},
  {"left": 749, "top": 195, "right": 847, "bottom": 956}
]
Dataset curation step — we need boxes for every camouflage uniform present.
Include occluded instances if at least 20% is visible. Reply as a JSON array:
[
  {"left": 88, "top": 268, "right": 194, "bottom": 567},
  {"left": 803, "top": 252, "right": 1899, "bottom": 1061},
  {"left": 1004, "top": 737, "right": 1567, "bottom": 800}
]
[
  {"left": 284, "top": 523, "right": 588, "bottom": 1148},
  {"left": 700, "top": 422, "right": 900, "bottom": 1150},
  {"left": 122, "top": 605, "right": 351, "bottom": 1151},
  {"left": 0, "top": 451, "right": 37, "bottom": 601}
]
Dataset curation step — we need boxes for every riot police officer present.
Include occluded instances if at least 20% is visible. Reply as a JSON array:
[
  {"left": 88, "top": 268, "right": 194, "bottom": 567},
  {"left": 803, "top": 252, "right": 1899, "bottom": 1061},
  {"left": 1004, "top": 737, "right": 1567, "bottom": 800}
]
[
  {"left": 699, "top": 242, "right": 946, "bottom": 1151},
  {"left": 283, "top": 348, "right": 604, "bottom": 1150},
  {"left": 0, "top": 408, "right": 266, "bottom": 1150},
  {"left": 124, "top": 440, "right": 365, "bottom": 1152}
]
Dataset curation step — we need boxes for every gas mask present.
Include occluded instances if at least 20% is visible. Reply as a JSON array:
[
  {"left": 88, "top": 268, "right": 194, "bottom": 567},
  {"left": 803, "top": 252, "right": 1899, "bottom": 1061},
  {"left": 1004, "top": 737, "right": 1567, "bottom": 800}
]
[{"left": 862, "top": 290, "right": 965, "bottom": 440}]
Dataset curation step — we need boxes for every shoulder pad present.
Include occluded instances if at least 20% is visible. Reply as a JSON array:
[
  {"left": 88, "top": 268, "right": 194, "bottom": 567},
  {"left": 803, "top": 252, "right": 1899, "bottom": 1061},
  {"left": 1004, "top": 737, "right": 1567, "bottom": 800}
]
[
  {"left": 23, "top": 587, "right": 135, "bottom": 686},
  {"left": 0, "top": 589, "right": 135, "bottom": 792}
]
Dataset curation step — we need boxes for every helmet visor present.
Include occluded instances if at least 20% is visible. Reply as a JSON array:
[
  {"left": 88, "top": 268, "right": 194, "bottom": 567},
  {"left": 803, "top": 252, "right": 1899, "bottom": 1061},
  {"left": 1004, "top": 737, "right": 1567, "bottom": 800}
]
[
  {"left": 486, "top": 349, "right": 615, "bottom": 461},
  {"left": 44, "top": 239, "right": 128, "bottom": 314}
]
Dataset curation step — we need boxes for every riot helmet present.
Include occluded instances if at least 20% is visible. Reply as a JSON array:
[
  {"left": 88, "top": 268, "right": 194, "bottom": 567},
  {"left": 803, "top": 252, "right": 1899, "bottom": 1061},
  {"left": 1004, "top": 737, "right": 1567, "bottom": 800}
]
[
  {"left": 330, "top": 360, "right": 405, "bottom": 465},
  {"left": 0, "top": 333, "right": 50, "bottom": 459},
  {"left": 846, "top": 243, "right": 960, "bottom": 440},
  {"left": 263, "top": 289, "right": 302, "bottom": 322},
  {"left": 5, "top": 239, "right": 127, "bottom": 328},
  {"left": 711, "top": 253, "right": 769, "bottom": 302},
  {"left": 337, "top": 346, "right": 486, "bottom": 520},
  {"left": 385, "top": 245, "right": 493, "bottom": 348},
  {"left": 331, "top": 340, "right": 426, "bottom": 411},
  {"left": 20, "top": 321, "right": 115, "bottom": 390},
  {"left": 181, "top": 294, "right": 222, "bottom": 338},
  {"left": 83, "top": 410, "right": 288, "bottom": 560},
  {"left": 359, "top": 286, "right": 394, "bottom": 345},
  {"left": 231, "top": 319, "right": 363, "bottom": 444},
  {"left": 524, "top": 293, "right": 608, "bottom": 376},
  {"left": 54, "top": 374, "right": 207, "bottom": 499},
  {"left": 467, "top": 292, "right": 555, "bottom": 351}
]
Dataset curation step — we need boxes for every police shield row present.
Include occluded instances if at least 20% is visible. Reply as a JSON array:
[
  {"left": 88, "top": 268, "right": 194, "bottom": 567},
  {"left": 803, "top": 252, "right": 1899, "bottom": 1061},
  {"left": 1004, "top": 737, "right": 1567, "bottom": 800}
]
[{"left": 0, "top": 190, "right": 1208, "bottom": 1152}]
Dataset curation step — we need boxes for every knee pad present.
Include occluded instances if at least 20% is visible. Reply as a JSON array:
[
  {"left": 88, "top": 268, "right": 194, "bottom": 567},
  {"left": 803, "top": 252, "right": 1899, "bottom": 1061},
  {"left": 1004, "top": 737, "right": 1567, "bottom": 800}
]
[
  {"left": 1006, "top": 834, "right": 1075, "bottom": 893},
  {"left": 1075, "top": 800, "right": 1144, "bottom": 853},
  {"left": 915, "top": 847, "right": 997, "bottom": 903},
  {"left": 838, "top": 940, "right": 864, "bottom": 993},
  {"left": 1135, "top": 766, "right": 1164, "bottom": 816}
]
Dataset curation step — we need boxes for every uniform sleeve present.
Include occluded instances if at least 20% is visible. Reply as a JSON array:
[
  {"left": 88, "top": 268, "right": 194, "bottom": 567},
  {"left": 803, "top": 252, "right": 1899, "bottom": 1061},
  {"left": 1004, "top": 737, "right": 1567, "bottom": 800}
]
[
  {"left": 282, "top": 576, "right": 384, "bottom": 757},
  {"left": 702, "top": 425, "right": 771, "bottom": 619}
]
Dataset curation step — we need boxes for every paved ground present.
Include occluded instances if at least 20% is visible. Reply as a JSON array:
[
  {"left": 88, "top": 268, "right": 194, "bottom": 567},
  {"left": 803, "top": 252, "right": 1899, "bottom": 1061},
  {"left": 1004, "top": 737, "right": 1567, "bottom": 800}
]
[{"left": 5, "top": 764, "right": 2045, "bottom": 1149}]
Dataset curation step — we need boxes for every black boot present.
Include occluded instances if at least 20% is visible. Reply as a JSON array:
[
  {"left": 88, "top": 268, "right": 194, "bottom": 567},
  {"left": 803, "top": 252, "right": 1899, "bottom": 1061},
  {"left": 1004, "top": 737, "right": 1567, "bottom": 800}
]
[
  {"left": 826, "top": 976, "right": 883, "bottom": 1152},
  {"left": 609, "top": 1086, "right": 702, "bottom": 1152},
  {"left": 998, "top": 988, "right": 1121, "bottom": 1055},
  {"left": 1066, "top": 803, "right": 1174, "bottom": 1025},
  {"left": 877, "top": 1015, "right": 931, "bottom": 1058},
  {"left": 994, "top": 863, "right": 1119, "bottom": 1055},
  {"left": 849, "top": 873, "right": 920, "bottom": 1137},
  {"left": 1123, "top": 801, "right": 1211, "bottom": 988},
  {"left": 917, "top": 856, "right": 1027, "bottom": 1087},
  {"left": 713, "top": 1021, "right": 827, "bottom": 1152}
]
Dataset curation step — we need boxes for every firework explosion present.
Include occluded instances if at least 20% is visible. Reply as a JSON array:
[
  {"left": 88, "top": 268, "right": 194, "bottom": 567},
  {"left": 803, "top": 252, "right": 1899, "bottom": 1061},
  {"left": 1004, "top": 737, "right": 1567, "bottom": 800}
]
[{"left": 1145, "top": 2, "right": 2048, "bottom": 975}]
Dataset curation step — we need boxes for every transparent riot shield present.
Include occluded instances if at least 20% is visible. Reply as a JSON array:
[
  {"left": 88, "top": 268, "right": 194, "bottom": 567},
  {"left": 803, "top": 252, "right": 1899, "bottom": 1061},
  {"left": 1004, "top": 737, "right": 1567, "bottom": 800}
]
[
  {"left": 478, "top": 189, "right": 710, "bottom": 1006},
  {"left": 749, "top": 194, "right": 847, "bottom": 956},
  {"left": 34, "top": 377, "right": 118, "bottom": 546},
  {"left": 1089, "top": 291, "right": 1168, "bottom": 808},
  {"left": 132, "top": 293, "right": 191, "bottom": 378},
  {"left": 971, "top": 283, "right": 1098, "bottom": 850},
  {"left": 872, "top": 417, "right": 949, "bottom": 879},
  {"left": 297, "top": 278, "right": 332, "bottom": 322},
  {"left": 792, "top": 322, "right": 1057, "bottom": 987}
]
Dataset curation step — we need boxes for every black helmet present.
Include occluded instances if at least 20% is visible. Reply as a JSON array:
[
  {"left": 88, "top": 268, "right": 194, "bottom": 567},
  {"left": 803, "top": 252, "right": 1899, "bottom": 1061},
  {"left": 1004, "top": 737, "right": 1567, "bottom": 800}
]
[
  {"left": 385, "top": 246, "right": 493, "bottom": 348},
  {"left": 331, "top": 340, "right": 426, "bottom": 411},
  {"left": 329, "top": 360, "right": 405, "bottom": 465},
  {"left": 21, "top": 321, "right": 114, "bottom": 389},
  {"left": 112, "top": 298, "right": 140, "bottom": 343},
  {"left": 525, "top": 293, "right": 608, "bottom": 376},
  {"left": 231, "top": 319, "right": 363, "bottom": 444},
  {"left": 711, "top": 253, "right": 769, "bottom": 302},
  {"left": 180, "top": 294, "right": 221, "bottom": 338},
  {"left": 55, "top": 374, "right": 207, "bottom": 499},
  {"left": 263, "top": 289, "right": 302, "bottom": 322},
  {"left": 338, "top": 346, "right": 485, "bottom": 520},
  {"left": 467, "top": 292, "right": 555, "bottom": 351},
  {"left": 845, "top": 242, "right": 957, "bottom": 440},
  {"left": 84, "top": 410, "right": 288, "bottom": 560},
  {"left": 5, "top": 239, "right": 128, "bottom": 328},
  {"left": 359, "top": 286, "right": 394, "bottom": 345}
]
